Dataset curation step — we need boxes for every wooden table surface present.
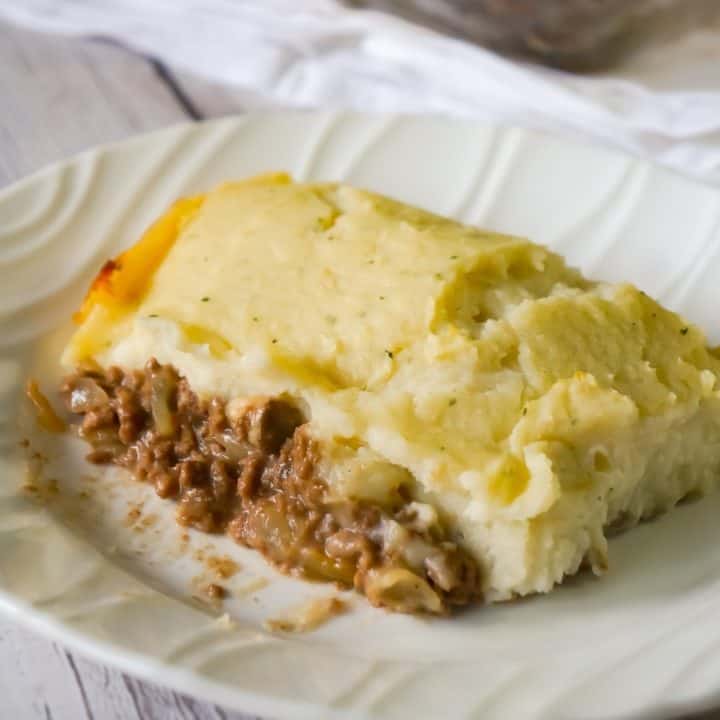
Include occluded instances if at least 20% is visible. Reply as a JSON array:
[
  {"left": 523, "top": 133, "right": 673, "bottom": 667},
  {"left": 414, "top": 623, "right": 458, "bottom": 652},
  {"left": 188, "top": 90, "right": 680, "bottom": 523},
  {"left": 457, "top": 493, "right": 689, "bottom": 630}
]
[{"left": 1, "top": 17, "right": 719, "bottom": 720}]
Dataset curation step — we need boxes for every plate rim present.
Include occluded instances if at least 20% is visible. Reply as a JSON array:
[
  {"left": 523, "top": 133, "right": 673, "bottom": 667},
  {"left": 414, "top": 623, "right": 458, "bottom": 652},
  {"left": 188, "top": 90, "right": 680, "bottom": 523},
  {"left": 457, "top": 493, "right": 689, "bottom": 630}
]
[{"left": 3, "top": 110, "right": 720, "bottom": 720}]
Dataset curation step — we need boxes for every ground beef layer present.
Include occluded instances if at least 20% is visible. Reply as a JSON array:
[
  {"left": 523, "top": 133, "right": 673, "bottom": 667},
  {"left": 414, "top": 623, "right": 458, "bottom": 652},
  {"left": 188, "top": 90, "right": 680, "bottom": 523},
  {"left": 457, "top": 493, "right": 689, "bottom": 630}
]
[{"left": 61, "top": 360, "right": 481, "bottom": 614}]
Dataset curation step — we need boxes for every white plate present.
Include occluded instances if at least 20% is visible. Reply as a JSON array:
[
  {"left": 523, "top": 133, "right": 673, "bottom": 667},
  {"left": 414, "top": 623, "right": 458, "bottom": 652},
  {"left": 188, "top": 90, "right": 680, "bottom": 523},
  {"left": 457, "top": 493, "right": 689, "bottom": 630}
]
[{"left": 2, "top": 112, "right": 720, "bottom": 720}]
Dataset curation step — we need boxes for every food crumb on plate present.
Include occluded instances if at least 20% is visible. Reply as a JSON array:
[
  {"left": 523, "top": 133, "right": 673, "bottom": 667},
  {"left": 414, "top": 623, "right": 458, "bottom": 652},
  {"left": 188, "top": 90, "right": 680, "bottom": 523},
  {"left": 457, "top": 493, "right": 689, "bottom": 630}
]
[
  {"left": 205, "top": 555, "right": 240, "bottom": 580},
  {"left": 21, "top": 474, "right": 58, "bottom": 501},
  {"left": 124, "top": 502, "right": 144, "bottom": 527},
  {"left": 215, "top": 613, "right": 237, "bottom": 630},
  {"left": 30, "top": 450, "right": 48, "bottom": 463},
  {"left": 140, "top": 513, "right": 158, "bottom": 530},
  {"left": 204, "top": 583, "right": 226, "bottom": 601},
  {"left": 235, "top": 577, "right": 270, "bottom": 597},
  {"left": 264, "top": 597, "right": 347, "bottom": 633}
]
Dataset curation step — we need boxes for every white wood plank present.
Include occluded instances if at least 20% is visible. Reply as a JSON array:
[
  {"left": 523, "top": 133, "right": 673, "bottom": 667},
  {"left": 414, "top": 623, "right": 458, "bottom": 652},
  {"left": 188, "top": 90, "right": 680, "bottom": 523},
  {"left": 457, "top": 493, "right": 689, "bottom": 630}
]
[
  {"left": 0, "top": 21, "right": 183, "bottom": 185},
  {"left": 0, "top": 620, "right": 258, "bottom": 720},
  {"left": 0, "top": 619, "right": 89, "bottom": 720},
  {"left": 169, "top": 69, "right": 270, "bottom": 118},
  {"left": 0, "top": 22, "right": 252, "bottom": 187}
]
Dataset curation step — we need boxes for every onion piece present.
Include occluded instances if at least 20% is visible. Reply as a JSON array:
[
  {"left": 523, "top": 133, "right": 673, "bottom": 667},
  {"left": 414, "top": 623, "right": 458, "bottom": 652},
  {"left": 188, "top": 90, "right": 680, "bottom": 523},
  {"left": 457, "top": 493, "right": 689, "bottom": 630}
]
[
  {"left": 221, "top": 431, "right": 253, "bottom": 463},
  {"left": 265, "top": 597, "right": 347, "bottom": 633},
  {"left": 425, "top": 551, "right": 459, "bottom": 592},
  {"left": 25, "top": 379, "right": 66, "bottom": 433},
  {"left": 68, "top": 377, "right": 109, "bottom": 413},
  {"left": 150, "top": 371, "right": 176, "bottom": 437},
  {"left": 363, "top": 567, "right": 443, "bottom": 614}
]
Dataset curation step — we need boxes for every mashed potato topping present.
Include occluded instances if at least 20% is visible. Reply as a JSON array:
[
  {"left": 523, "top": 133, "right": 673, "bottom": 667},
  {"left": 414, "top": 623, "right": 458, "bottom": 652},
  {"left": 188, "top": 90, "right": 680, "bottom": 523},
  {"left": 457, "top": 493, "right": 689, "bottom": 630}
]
[{"left": 64, "top": 173, "right": 720, "bottom": 602}]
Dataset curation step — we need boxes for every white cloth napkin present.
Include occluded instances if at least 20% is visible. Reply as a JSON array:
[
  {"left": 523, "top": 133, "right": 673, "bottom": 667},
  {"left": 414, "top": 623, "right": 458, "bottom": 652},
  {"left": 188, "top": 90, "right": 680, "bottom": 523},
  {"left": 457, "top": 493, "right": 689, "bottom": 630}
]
[{"left": 4, "top": 0, "right": 720, "bottom": 184}]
